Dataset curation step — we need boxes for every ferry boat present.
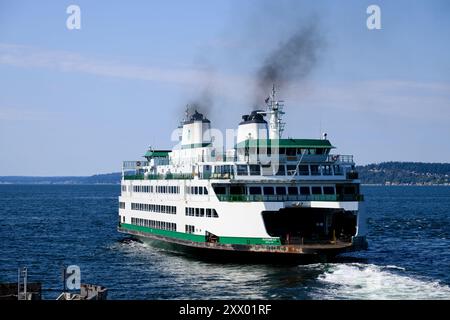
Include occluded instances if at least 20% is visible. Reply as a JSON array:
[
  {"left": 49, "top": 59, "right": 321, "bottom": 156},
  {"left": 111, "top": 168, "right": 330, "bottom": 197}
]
[{"left": 118, "top": 87, "right": 368, "bottom": 261}]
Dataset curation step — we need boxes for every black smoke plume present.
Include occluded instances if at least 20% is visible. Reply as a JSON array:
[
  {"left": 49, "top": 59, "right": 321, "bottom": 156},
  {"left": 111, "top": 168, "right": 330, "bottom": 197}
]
[
  {"left": 256, "top": 22, "right": 323, "bottom": 101},
  {"left": 186, "top": 87, "right": 214, "bottom": 119}
]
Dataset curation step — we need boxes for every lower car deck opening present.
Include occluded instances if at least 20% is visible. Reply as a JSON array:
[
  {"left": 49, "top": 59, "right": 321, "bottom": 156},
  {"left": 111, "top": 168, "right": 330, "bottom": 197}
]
[{"left": 262, "top": 207, "right": 357, "bottom": 245}]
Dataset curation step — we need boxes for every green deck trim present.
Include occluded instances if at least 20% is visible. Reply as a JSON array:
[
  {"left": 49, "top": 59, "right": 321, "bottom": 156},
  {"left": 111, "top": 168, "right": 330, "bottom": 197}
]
[
  {"left": 144, "top": 150, "right": 170, "bottom": 157},
  {"left": 236, "top": 139, "right": 334, "bottom": 149},
  {"left": 121, "top": 223, "right": 281, "bottom": 246}
]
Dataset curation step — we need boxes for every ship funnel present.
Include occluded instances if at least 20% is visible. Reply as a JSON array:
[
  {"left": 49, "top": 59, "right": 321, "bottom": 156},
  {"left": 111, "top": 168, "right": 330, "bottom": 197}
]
[
  {"left": 237, "top": 110, "right": 268, "bottom": 144},
  {"left": 181, "top": 109, "right": 212, "bottom": 148}
]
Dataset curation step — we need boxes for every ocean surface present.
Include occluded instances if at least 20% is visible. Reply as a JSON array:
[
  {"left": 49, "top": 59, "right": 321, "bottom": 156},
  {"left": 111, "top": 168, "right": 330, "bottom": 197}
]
[{"left": 0, "top": 185, "right": 449, "bottom": 300}]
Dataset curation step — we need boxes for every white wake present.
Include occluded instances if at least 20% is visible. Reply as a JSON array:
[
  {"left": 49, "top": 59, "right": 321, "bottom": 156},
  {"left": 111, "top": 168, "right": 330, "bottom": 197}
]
[{"left": 311, "top": 263, "right": 450, "bottom": 300}]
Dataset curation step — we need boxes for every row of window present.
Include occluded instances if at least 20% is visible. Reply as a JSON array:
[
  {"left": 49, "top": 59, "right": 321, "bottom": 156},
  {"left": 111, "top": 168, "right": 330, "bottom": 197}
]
[
  {"left": 235, "top": 164, "right": 343, "bottom": 176},
  {"left": 249, "top": 185, "right": 336, "bottom": 196},
  {"left": 186, "top": 186, "right": 209, "bottom": 195},
  {"left": 185, "top": 207, "right": 219, "bottom": 218},
  {"left": 133, "top": 185, "right": 152, "bottom": 193},
  {"left": 125, "top": 184, "right": 210, "bottom": 196},
  {"left": 132, "top": 185, "right": 181, "bottom": 194},
  {"left": 214, "top": 185, "right": 336, "bottom": 196},
  {"left": 239, "top": 147, "right": 328, "bottom": 156},
  {"left": 131, "top": 217, "right": 176, "bottom": 232},
  {"left": 131, "top": 202, "right": 177, "bottom": 214},
  {"left": 156, "top": 185, "right": 180, "bottom": 194},
  {"left": 185, "top": 225, "right": 195, "bottom": 234}
]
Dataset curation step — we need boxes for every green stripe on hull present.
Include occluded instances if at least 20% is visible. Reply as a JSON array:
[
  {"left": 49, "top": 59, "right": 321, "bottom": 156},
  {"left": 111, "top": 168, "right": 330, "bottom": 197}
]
[
  {"left": 218, "top": 236, "right": 281, "bottom": 245},
  {"left": 120, "top": 223, "right": 281, "bottom": 246}
]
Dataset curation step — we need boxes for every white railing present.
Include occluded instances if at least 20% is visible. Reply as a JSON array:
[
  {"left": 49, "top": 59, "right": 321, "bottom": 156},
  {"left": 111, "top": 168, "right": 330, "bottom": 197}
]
[
  {"left": 122, "top": 161, "right": 149, "bottom": 170},
  {"left": 328, "top": 154, "right": 354, "bottom": 164},
  {"left": 278, "top": 154, "right": 354, "bottom": 164}
]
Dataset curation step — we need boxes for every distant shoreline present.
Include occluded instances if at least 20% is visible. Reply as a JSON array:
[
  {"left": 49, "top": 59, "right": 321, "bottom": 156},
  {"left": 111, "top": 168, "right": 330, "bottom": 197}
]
[
  {"left": 1, "top": 162, "right": 449, "bottom": 186},
  {"left": 0, "top": 182, "right": 449, "bottom": 187}
]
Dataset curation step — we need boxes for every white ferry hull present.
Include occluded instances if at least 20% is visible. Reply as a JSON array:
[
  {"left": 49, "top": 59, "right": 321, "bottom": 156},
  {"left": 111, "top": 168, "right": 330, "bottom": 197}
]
[{"left": 118, "top": 91, "right": 369, "bottom": 262}]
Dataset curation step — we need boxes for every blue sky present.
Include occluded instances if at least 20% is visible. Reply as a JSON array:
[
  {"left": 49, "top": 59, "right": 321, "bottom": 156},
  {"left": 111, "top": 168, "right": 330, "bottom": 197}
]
[{"left": 1, "top": 0, "right": 449, "bottom": 175}]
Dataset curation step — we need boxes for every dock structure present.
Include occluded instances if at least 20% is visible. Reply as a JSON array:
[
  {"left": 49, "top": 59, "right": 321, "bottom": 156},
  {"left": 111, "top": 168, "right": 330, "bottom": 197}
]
[{"left": 0, "top": 267, "right": 107, "bottom": 300}]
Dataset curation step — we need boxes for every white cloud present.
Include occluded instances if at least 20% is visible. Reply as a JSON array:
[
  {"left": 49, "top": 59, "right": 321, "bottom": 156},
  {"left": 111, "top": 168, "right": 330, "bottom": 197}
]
[
  {"left": 0, "top": 43, "right": 252, "bottom": 90},
  {"left": 0, "top": 43, "right": 203, "bottom": 83},
  {"left": 1, "top": 43, "right": 449, "bottom": 124}
]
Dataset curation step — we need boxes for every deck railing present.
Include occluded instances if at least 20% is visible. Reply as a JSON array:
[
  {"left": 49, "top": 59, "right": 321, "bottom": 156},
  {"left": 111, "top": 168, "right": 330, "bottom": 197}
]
[
  {"left": 216, "top": 194, "right": 364, "bottom": 202},
  {"left": 123, "top": 172, "right": 235, "bottom": 181},
  {"left": 123, "top": 173, "right": 193, "bottom": 181},
  {"left": 329, "top": 154, "right": 354, "bottom": 164}
]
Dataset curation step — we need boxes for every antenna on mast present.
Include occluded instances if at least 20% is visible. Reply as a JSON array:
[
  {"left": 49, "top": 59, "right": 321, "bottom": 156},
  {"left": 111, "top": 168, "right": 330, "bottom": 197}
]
[{"left": 266, "top": 84, "right": 285, "bottom": 139}]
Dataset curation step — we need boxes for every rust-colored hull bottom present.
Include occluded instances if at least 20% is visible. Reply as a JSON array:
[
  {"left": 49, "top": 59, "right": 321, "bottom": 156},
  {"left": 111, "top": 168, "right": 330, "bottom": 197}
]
[{"left": 118, "top": 227, "right": 366, "bottom": 263}]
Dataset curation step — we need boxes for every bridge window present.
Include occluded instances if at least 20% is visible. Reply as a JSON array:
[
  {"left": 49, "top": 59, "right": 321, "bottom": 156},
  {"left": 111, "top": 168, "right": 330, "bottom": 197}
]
[
  {"left": 237, "top": 165, "right": 248, "bottom": 176},
  {"left": 213, "top": 186, "right": 226, "bottom": 195},
  {"left": 223, "top": 165, "right": 233, "bottom": 174},
  {"left": 263, "top": 186, "right": 274, "bottom": 195},
  {"left": 249, "top": 186, "right": 262, "bottom": 195},
  {"left": 230, "top": 185, "right": 245, "bottom": 195},
  {"left": 323, "top": 186, "right": 335, "bottom": 195},
  {"left": 311, "top": 186, "right": 322, "bottom": 195},
  {"left": 310, "top": 165, "right": 320, "bottom": 176},
  {"left": 300, "top": 187, "right": 310, "bottom": 195},
  {"left": 249, "top": 165, "right": 261, "bottom": 175},
  {"left": 298, "top": 165, "right": 309, "bottom": 175},
  {"left": 276, "top": 186, "right": 286, "bottom": 195},
  {"left": 321, "top": 165, "right": 333, "bottom": 175},
  {"left": 288, "top": 187, "right": 299, "bottom": 195}
]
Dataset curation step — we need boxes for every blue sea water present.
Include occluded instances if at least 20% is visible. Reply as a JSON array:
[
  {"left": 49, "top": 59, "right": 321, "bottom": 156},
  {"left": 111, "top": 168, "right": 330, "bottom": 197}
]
[{"left": 0, "top": 185, "right": 449, "bottom": 300}]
